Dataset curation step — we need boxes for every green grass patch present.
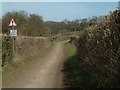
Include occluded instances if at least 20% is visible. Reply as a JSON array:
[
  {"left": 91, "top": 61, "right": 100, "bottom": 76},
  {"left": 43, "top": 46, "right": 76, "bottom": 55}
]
[
  {"left": 64, "top": 42, "right": 98, "bottom": 88},
  {"left": 65, "top": 42, "right": 77, "bottom": 57},
  {"left": 65, "top": 42, "right": 85, "bottom": 88},
  {"left": 2, "top": 43, "right": 53, "bottom": 82}
]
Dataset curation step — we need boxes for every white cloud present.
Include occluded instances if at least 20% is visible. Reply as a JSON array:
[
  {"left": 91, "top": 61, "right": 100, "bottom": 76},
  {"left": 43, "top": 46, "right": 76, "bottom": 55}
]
[{"left": 1, "top": 0, "right": 120, "bottom": 2}]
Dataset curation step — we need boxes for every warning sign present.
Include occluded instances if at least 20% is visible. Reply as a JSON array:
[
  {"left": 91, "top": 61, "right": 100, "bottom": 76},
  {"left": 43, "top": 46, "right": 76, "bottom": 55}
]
[{"left": 8, "top": 18, "right": 17, "bottom": 27}]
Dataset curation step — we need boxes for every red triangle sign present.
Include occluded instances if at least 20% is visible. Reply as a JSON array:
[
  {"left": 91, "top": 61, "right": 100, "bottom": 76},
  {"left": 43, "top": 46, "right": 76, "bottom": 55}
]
[{"left": 8, "top": 18, "right": 17, "bottom": 27}]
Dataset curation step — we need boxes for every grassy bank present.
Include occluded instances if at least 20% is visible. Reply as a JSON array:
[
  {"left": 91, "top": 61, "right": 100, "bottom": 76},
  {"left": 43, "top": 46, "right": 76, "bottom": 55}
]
[
  {"left": 2, "top": 42, "right": 54, "bottom": 82},
  {"left": 65, "top": 42, "right": 76, "bottom": 57},
  {"left": 64, "top": 42, "right": 79, "bottom": 88},
  {"left": 64, "top": 42, "right": 98, "bottom": 88}
]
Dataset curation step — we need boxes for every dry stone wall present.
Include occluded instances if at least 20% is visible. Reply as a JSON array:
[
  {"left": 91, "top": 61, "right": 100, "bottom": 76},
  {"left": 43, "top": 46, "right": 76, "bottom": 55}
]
[{"left": 2, "top": 35, "right": 51, "bottom": 66}]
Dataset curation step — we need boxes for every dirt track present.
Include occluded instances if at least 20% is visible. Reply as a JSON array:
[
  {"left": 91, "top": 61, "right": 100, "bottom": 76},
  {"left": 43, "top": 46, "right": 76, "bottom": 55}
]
[{"left": 3, "top": 41, "right": 66, "bottom": 88}]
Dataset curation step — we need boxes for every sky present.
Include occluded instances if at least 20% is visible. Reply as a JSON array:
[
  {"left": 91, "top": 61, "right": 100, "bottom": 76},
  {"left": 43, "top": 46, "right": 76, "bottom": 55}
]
[
  {"left": 1, "top": 0, "right": 120, "bottom": 2},
  {"left": 1, "top": 2, "right": 118, "bottom": 21}
]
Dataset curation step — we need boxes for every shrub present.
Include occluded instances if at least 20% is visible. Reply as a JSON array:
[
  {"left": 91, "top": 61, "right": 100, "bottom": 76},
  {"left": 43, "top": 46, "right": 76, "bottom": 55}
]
[{"left": 76, "top": 10, "right": 120, "bottom": 88}]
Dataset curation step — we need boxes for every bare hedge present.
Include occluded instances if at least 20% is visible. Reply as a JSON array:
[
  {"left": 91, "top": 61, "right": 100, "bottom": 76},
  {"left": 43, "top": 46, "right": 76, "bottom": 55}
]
[{"left": 76, "top": 10, "right": 120, "bottom": 88}]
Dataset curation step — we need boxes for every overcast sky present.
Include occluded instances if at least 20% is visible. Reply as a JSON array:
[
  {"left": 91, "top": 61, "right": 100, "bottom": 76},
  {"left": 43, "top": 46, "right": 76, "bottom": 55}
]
[{"left": 2, "top": 2, "right": 118, "bottom": 21}]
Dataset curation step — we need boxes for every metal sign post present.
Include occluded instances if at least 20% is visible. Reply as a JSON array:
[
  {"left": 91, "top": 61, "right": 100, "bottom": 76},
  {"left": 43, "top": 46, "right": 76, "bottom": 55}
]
[
  {"left": 12, "top": 27, "right": 15, "bottom": 55},
  {"left": 8, "top": 18, "right": 17, "bottom": 55}
]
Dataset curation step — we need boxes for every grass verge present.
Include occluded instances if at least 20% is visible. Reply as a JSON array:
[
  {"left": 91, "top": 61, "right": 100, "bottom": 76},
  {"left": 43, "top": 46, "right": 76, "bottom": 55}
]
[
  {"left": 65, "top": 42, "right": 76, "bottom": 57},
  {"left": 64, "top": 42, "right": 78, "bottom": 88},
  {"left": 64, "top": 42, "right": 98, "bottom": 88}
]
